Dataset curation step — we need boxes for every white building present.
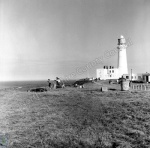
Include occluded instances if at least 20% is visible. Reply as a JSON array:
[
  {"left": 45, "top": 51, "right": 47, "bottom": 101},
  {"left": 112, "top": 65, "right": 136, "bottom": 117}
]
[
  {"left": 96, "top": 66, "right": 119, "bottom": 80},
  {"left": 97, "top": 35, "right": 128, "bottom": 80},
  {"left": 123, "top": 73, "right": 150, "bottom": 82}
]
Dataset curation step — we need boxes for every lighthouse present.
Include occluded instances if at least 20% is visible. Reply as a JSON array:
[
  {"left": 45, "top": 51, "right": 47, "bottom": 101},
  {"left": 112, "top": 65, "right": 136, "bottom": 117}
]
[
  {"left": 117, "top": 35, "right": 128, "bottom": 78},
  {"left": 96, "top": 36, "right": 129, "bottom": 80}
]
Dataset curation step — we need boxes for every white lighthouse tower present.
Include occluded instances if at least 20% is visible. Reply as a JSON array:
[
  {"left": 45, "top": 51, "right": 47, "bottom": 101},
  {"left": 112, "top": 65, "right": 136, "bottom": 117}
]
[{"left": 117, "top": 35, "right": 128, "bottom": 78}]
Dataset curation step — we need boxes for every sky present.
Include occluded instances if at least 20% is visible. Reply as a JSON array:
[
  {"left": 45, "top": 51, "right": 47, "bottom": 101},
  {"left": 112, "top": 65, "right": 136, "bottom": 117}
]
[{"left": 0, "top": 0, "right": 150, "bottom": 81}]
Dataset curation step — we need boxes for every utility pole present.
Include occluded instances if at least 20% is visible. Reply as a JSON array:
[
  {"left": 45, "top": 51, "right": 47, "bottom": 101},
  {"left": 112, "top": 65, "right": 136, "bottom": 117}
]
[{"left": 131, "top": 69, "right": 132, "bottom": 82}]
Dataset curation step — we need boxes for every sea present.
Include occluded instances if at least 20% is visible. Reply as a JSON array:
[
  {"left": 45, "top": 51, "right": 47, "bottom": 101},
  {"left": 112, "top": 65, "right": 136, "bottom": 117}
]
[{"left": 0, "top": 80, "right": 76, "bottom": 91}]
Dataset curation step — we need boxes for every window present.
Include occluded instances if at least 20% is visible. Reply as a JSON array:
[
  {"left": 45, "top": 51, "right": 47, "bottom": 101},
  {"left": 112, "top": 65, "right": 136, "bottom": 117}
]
[
  {"left": 112, "top": 70, "right": 114, "bottom": 73},
  {"left": 126, "top": 76, "right": 129, "bottom": 79},
  {"left": 138, "top": 76, "right": 141, "bottom": 79}
]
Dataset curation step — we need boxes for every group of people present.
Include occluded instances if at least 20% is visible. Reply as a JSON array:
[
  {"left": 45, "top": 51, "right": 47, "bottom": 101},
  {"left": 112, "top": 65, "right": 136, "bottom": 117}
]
[{"left": 47, "top": 77, "right": 61, "bottom": 88}]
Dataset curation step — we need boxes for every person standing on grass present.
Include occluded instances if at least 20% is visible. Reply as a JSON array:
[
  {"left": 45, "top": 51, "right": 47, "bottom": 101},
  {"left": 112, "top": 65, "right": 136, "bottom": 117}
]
[
  {"left": 56, "top": 77, "right": 60, "bottom": 85},
  {"left": 47, "top": 79, "right": 51, "bottom": 88}
]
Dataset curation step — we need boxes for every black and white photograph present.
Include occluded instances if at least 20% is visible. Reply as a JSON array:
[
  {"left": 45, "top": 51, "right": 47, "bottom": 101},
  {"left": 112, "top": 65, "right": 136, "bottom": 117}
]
[{"left": 0, "top": 0, "right": 150, "bottom": 147}]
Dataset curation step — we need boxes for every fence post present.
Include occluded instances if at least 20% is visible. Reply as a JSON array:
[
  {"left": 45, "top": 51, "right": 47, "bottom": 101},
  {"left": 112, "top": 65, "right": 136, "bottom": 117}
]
[{"left": 145, "top": 85, "right": 146, "bottom": 91}]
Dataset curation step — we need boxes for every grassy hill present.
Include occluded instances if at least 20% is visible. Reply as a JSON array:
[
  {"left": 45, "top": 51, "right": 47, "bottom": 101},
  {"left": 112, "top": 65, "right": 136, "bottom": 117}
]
[{"left": 0, "top": 82, "right": 150, "bottom": 147}]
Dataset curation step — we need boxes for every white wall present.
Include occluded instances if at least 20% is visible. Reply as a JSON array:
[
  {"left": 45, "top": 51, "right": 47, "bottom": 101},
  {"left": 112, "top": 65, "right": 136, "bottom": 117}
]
[{"left": 97, "top": 68, "right": 119, "bottom": 80}]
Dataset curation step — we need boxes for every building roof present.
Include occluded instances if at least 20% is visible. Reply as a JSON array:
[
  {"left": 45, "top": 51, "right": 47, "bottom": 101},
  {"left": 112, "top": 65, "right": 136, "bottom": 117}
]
[{"left": 142, "top": 73, "right": 150, "bottom": 76}]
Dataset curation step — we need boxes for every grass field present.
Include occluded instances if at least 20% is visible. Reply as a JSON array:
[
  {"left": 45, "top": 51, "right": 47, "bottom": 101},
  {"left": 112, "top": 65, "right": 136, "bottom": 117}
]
[{"left": 0, "top": 81, "right": 150, "bottom": 148}]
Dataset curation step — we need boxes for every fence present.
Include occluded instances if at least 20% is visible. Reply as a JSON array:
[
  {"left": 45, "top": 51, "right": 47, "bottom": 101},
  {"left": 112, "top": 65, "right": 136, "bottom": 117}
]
[{"left": 131, "top": 83, "right": 150, "bottom": 91}]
